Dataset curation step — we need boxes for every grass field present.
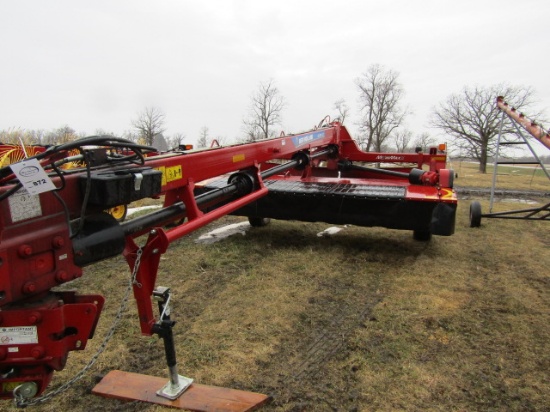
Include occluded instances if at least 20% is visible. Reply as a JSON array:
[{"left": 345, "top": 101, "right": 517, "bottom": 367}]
[
  {"left": 4, "top": 162, "right": 549, "bottom": 412},
  {"left": 452, "top": 160, "right": 549, "bottom": 192}
]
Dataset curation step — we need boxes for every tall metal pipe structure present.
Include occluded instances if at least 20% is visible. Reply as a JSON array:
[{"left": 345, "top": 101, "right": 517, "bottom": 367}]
[{"left": 496, "top": 96, "right": 550, "bottom": 150}]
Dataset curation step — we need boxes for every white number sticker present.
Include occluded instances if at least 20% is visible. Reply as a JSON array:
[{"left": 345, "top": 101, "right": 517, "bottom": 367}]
[{"left": 10, "top": 158, "right": 56, "bottom": 195}]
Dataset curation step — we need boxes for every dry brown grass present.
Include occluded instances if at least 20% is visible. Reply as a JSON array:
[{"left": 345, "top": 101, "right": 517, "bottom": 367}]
[
  {"left": 452, "top": 160, "right": 549, "bottom": 192},
  {"left": 4, "top": 163, "right": 549, "bottom": 412}
]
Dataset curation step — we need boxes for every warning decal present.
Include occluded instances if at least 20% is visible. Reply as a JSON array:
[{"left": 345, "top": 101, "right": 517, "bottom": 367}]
[
  {"left": 0, "top": 326, "right": 38, "bottom": 345},
  {"left": 8, "top": 189, "right": 42, "bottom": 223}
]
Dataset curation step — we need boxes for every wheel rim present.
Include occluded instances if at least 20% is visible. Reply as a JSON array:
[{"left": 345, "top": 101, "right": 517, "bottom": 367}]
[{"left": 108, "top": 205, "right": 127, "bottom": 221}]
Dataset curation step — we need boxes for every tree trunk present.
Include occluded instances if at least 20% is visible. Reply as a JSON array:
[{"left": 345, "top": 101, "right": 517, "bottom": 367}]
[{"left": 479, "top": 146, "right": 488, "bottom": 173}]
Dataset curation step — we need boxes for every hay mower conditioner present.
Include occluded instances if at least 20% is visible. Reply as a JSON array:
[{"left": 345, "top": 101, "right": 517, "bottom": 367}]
[{"left": 0, "top": 121, "right": 456, "bottom": 406}]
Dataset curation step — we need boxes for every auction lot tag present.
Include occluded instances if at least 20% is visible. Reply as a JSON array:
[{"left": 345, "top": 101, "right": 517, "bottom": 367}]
[{"left": 10, "top": 158, "right": 56, "bottom": 195}]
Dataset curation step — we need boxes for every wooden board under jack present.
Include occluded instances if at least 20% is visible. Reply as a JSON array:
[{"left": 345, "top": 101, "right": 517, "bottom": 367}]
[{"left": 92, "top": 370, "right": 271, "bottom": 411}]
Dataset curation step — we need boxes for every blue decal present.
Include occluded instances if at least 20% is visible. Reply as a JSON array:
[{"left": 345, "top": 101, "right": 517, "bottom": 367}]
[{"left": 291, "top": 131, "right": 326, "bottom": 147}]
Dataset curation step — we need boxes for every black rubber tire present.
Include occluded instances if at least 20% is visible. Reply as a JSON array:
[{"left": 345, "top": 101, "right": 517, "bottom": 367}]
[
  {"left": 248, "top": 217, "right": 271, "bottom": 227},
  {"left": 413, "top": 230, "right": 432, "bottom": 241},
  {"left": 469, "top": 201, "right": 482, "bottom": 228}
]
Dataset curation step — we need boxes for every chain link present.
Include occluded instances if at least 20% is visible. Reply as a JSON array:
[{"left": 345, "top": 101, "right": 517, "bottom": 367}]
[{"left": 14, "top": 248, "right": 143, "bottom": 408}]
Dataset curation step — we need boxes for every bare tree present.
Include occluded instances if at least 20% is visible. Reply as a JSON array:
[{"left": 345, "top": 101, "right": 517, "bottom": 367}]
[
  {"left": 167, "top": 132, "right": 186, "bottom": 150},
  {"left": 28, "top": 129, "right": 45, "bottom": 145},
  {"left": 0, "top": 129, "right": 43, "bottom": 145},
  {"left": 122, "top": 129, "right": 139, "bottom": 142},
  {"left": 393, "top": 129, "right": 413, "bottom": 152},
  {"left": 356, "top": 64, "right": 408, "bottom": 152},
  {"left": 94, "top": 128, "right": 117, "bottom": 137},
  {"left": 354, "top": 133, "right": 368, "bottom": 151},
  {"left": 44, "top": 125, "right": 79, "bottom": 145},
  {"left": 132, "top": 106, "right": 166, "bottom": 146},
  {"left": 243, "top": 80, "right": 285, "bottom": 141},
  {"left": 333, "top": 99, "right": 350, "bottom": 125},
  {"left": 413, "top": 132, "right": 436, "bottom": 152},
  {"left": 197, "top": 126, "right": 209, "bottom": 148},
  {"left": 243, "top": 124, "right": 261, "bottom": 143},
  {"left": 212, "top": 135, "right": 228, "bottom": 147},
  {"left": 430, "top": 84, "right": 539, "bottom": 172}
]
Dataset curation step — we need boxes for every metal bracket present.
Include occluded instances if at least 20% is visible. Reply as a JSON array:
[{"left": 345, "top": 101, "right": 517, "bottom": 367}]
[
  {"left": 134, "top": 172, "right": 144, "bottom": 191},
  {"left": 156, "top": 374, "right": 194, "bottom": 400},
  {"left": 152, "top": 286, "right": 193, "bottom": 400}
]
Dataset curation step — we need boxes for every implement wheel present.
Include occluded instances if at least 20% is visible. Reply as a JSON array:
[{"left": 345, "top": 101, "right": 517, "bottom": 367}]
[
  {"left": 469, "top": 201, "right": 482, "bottom": 227},
  {"left": 248, "top": 217, "right": 271, "bottom": 227},
  {"left": 106, "top": 204, "right": 128, "bottom": 222}
]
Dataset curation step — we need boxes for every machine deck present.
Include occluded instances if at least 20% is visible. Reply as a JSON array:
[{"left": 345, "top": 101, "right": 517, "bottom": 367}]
[
  {"left": 199, "top": 177, "right": 456, "bottom": 236},
  {"left": 92, "top": 370, "right": 271, "bottom": 411},
  {"left": 265, "top": 179, "right": 407, "bottom": 198},
  {"left": 201, "top": 178, "right": 408, "bottom": 199}
]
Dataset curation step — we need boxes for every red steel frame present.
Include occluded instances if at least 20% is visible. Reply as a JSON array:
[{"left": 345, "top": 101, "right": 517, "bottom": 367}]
[{"left": 123, "top": 123, "right": 453, "bottom": 335}]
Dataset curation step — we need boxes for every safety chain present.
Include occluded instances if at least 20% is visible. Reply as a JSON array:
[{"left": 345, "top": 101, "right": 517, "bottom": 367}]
[{"left": 14, "top": 248, "right": 143, "bottom": 408}]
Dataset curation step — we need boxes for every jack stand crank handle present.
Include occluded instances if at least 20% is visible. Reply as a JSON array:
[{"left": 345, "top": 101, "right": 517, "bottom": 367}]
[{"left": 152, "top": 287, "right": 193, "bottom": 400}]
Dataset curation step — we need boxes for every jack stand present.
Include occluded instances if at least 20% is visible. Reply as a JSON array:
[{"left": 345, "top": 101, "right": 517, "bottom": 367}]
[
  {"left": 93, "top": 285, "right": 271, "bottom": 411},
  {"left": 152, "top": 286, "right": 193, "bottom": 400}
]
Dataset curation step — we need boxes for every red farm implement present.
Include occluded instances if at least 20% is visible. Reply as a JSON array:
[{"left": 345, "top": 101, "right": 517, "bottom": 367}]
[{"left": 0, "top": 122, "right": 456, "bottom": 410}]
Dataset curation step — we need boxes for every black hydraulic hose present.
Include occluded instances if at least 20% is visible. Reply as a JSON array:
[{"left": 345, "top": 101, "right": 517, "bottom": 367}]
[
  {"left": 122, "top": 146, "right": 338, "bottom": 236},
  {"left": 121, "top": 182, "right": 241, "bottom": 236},
  {"left": 262, "top": 146, "right": 336, "bottom": 178},
  {"left": 77, "top": 176, "right": 254, "bottom": 264},
  {"left": 0, "top": 135, "right": 156, "bottom": 181},
  {"left": 261, "top": 159, "right": 301, "bottom": 178},
  {"left": 0, "top": 182, "right": 22, "bottom": 202},
  {"left": 310, "top": 146, "right": 337, "bottom": 159},
  {"left": 338, "top": 160, "right": 425, "bottom": 185},
  {"left": 74, "top": 146, "right": 341, "bottom": 266},
  {"left": 46, "top": 135, "right": 155, "bottom": 156},
  {"left": 339, "top": 160, "right": 409, "bottom": 178},
  {"left": 121, "top": 202, "right": 186, "bottom": 236}
]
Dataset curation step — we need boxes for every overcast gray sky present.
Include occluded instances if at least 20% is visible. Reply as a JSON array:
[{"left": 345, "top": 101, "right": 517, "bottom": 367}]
[{"left": 2, "top": 0, "right": 549, "bottom": 148}]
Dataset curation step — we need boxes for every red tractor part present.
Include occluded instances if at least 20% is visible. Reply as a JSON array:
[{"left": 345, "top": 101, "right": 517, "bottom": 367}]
[{"left": 0, "top": 292, "right": 104, "bottom": 399}]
